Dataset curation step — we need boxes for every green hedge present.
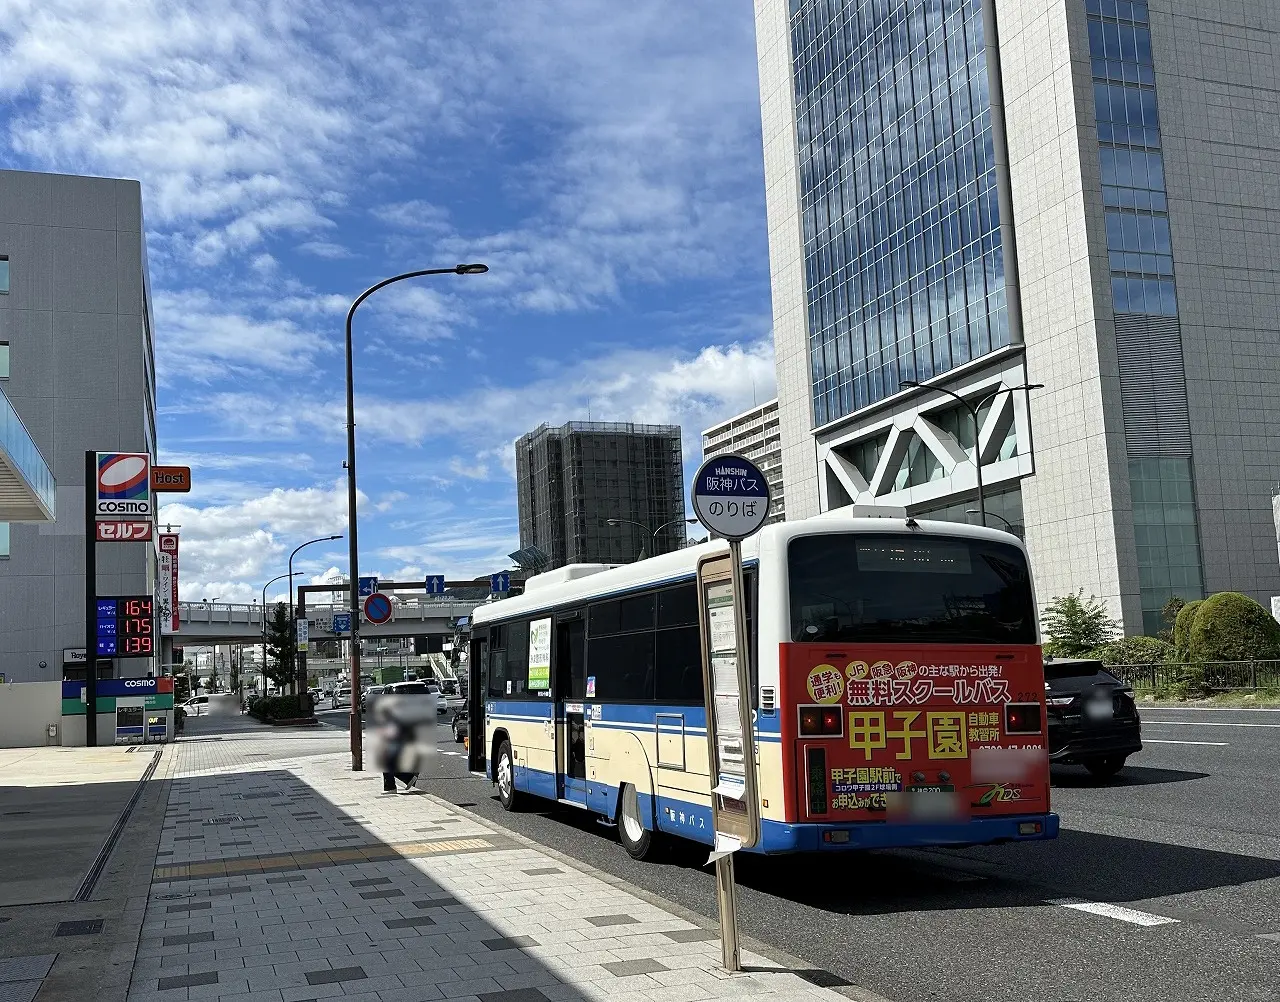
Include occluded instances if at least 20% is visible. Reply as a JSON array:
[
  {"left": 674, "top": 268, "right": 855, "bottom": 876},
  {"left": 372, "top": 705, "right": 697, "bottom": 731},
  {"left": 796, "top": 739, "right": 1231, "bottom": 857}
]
[
  {"left": 1173, "top": 599, "right": 1203, "bottom": 654},
  {"left": 249, "top": 694, "right": 306, "bottom": 721},
  {"left": 1186, "top": 592, "right": 1280, "bottom": 664},
  {"left": 1086, "top": 635, "right": 1171, "bottom": 666}
]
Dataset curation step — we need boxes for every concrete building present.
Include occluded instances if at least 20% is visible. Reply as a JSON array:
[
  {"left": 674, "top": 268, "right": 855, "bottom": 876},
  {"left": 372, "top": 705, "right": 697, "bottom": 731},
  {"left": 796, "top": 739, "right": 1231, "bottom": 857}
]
[
  {"left": 515, "top": 421, "right": 687, "bottom": 569},
  {"left": 754, "top": 0, "right": 1280, "bottom": 633},
  {"left": 701, "top": 399, "right": 786, "bottom": 523},
  {"left": 0, "top": 169, "right": 158, "bottom": 682}
]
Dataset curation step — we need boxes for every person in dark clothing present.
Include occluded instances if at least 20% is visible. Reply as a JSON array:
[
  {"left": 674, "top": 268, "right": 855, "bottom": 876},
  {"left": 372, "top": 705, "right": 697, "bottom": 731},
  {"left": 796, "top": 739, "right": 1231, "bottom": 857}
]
[{"left": 371, "top": 688, "right": 431, "bottom": 792}]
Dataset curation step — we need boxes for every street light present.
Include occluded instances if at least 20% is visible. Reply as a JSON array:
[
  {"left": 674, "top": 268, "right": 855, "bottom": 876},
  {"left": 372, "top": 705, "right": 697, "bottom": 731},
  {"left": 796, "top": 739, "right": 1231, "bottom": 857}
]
[
  {"left": 966, "top": 509, "right": 1016, "bottom": 533},
  {"left": 900, "top": 380, "right": 1043, "bottom": 527},
  {"left": 262, "top": 572, "right": 303, "bottom": 698},
  {"left": 345, "top": 263, "right": 488, "bottom": 770},
  {"left": 606, "top": 517, "right": 700, "bottom": 560},
  {"left": 288, "top": 534, "right": 343, "bottom": 703}
]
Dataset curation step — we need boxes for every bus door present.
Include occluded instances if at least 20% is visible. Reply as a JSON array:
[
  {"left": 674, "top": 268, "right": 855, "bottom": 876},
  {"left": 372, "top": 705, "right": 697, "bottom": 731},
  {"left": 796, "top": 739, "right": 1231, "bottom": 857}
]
[
  {"left": 554, "top": 610, "right": 588, "bottom": 806},
  {"left": 467, "top": 634, "right": 488, "bottom": 774}
]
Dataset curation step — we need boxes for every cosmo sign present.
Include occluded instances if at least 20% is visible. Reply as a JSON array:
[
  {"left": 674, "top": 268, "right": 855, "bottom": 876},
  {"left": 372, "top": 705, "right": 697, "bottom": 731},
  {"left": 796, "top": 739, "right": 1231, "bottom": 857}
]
[{"left": 96, "top": 453, "right": 153, "bottom": 518}]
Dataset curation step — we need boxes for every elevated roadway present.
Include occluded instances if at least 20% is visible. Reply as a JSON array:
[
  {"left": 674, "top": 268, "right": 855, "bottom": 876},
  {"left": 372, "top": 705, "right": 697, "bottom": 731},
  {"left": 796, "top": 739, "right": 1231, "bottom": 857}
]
[{"left": 176, "top": 597, "right": 484, "bottom": 644}]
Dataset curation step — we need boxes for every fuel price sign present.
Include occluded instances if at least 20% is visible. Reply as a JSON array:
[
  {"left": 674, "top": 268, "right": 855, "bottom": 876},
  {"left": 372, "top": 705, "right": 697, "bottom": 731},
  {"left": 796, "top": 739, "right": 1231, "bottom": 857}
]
[{"left": 96, "top": 595, "right": 155, "bottom": 658}]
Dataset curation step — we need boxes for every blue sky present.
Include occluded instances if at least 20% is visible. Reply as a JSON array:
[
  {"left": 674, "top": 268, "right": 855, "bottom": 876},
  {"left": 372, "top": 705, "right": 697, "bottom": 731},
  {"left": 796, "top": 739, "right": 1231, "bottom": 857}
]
[{"left": 1, "top": 1, "right": 777, "bottom": 602}]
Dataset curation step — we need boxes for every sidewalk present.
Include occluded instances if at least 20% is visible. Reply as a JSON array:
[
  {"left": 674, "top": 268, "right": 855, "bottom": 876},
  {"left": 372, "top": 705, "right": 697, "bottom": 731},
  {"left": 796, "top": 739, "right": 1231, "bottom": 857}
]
[{"left": 125, "top": 717, "right": 869, "bottom": 1002}]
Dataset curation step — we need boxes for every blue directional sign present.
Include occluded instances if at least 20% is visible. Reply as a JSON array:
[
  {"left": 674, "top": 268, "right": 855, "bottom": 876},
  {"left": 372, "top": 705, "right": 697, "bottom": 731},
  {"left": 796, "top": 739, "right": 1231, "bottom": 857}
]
[
  {"left": 490, "top": 571, "right": 510, "bottom": 594},
  {"left": 692, "top": 454, "right": 771, "bottom": 542},
  {"left": 357, "top": 576, "right": 379, "bottom": 597},
  {"left": 331, "top": 612, "right": 352, "bottom": 634},
  {"left": 424, "top": 575, "right": 446, "bottom": 595}
]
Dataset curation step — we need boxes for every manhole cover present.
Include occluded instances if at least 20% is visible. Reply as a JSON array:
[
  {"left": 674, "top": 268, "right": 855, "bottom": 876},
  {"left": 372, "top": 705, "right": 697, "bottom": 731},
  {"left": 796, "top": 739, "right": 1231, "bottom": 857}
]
[
  {"left": 55, "top": 920, "right": 104, "bottom": 937},
  {"left": 203, "top": 815, "right": 243, "bottom": 826}
]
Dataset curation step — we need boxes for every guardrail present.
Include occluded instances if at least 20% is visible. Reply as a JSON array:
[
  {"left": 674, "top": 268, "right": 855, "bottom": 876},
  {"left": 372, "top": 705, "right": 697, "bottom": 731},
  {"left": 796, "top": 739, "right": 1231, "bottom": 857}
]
[
  {"left": 178, "top": 597, "right": 482, "bottom": 627},
  {"left": 1112, "top": 660, "right": 1280, "bottom": 691}
]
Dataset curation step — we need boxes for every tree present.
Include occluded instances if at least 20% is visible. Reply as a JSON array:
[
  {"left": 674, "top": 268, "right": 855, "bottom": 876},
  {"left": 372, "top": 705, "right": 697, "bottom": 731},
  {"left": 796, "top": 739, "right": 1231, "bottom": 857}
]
[
  {"left": 1086, "top": 635, "right": 1172, "bottom": 666},
  {"left": 1173, "top": 599, "right": 1203, "bottom": 656},
  {"left": 1041, "top": 590, "right": 1120, "bottom": 657},
  {"left": 265, "top": 602, "right": 296, "bottom": 691}
]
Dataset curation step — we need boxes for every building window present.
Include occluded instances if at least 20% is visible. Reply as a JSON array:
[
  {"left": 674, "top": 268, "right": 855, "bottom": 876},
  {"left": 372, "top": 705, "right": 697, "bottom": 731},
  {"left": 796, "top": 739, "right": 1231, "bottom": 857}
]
[
  {"left": 0, "top": 341, "right": 8, "bottom": 379},
  {"left": 0, "top": 522, "right": 8, "bottom": 558},
  {"left": 789, "top": 0, "right": 1010, "bottom": 426},
  {"left": 0, "top": 256, "right": 8, "bottom": 295},
  {"left": 1129, "top": 458, "right": 1204, "bottom": 634}
]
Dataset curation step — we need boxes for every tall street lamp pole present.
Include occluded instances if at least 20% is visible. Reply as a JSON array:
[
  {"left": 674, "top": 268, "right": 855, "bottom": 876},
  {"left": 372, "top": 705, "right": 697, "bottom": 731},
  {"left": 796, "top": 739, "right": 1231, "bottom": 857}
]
[
  {"left": 901, "top": 380, "right": 1043, "bottom": 528},
  {"left": 288, "top": 535, "right": 343, "bottom": 701},
  {"left": 652, "top": 517, "right": 699, "bottom": 551},
  {"left": 262, "top": 571, "right": 302, "bottom": 698},
  {"left": 345, "top": 263, "right": 488, "bottom": 770},
  {"left": 606, "top": 518, "right": 650, "bottom": 560}
]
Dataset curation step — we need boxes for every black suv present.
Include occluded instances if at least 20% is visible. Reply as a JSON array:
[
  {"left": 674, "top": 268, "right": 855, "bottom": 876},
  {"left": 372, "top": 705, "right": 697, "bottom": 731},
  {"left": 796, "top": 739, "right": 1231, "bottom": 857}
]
[{"left": 1045, "top": 658, "right": 1142, "bottom": 778}]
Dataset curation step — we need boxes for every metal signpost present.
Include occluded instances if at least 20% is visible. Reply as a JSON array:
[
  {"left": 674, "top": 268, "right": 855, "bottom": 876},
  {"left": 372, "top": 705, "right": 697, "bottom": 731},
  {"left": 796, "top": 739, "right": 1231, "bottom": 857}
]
[{"left": 691, "top": 453, "right": 770, "bottom": 972}]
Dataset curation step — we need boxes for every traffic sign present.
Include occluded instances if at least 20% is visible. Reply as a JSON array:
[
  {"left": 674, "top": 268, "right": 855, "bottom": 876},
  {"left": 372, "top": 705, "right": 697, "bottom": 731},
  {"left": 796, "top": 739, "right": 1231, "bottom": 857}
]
[
  {"left": 331, "top": 612, "right": 352, "bottom": 634},
  {"left": 358, "top": 576, "right": 379, "bottom": 597},
  {"left": 95, "top": 452, "right": 152, "bottom": 518},
  {"left": 424, "top": 575, "right": 446, "bottom": 595},
  {"left": 363, "top": 593, "right": 393, "bottom": 625},
  {"left": 296, "top": 618, "right": 309, "bottom": 652},
  {"left": 490, "top": 571, "right": 510, "bottom": 594},
  {"left": 691, "top": 454, "right": 770, "bottom": 542}
]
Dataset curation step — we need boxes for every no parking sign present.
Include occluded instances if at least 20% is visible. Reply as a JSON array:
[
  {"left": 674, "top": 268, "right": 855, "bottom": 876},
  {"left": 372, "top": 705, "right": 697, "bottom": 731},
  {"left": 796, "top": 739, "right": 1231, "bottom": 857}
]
[{"left": 363, "top": 593, "right": 393, "bottom": 625}]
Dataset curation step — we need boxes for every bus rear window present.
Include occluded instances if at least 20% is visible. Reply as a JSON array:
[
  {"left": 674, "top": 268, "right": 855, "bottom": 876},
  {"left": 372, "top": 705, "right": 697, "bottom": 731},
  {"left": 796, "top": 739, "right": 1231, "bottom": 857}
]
[{"left": 788, "top": 534, "right": 1036, "bottom": 645}]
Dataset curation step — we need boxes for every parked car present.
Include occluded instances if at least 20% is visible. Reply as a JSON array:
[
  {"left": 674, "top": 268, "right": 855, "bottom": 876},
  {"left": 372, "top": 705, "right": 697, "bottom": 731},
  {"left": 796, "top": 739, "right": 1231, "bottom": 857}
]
[
  {"left": 439, "top": 679, "right": 465, "bottom": 711},
  {"left": 451, "top": 707, "right": 469, "bottom": 744},
  {"left": 1044, "top": 658, "right": 1142, "bottom": 778},
  {"left": 181, "top": 695, "right": 210, "bottom": 716}
]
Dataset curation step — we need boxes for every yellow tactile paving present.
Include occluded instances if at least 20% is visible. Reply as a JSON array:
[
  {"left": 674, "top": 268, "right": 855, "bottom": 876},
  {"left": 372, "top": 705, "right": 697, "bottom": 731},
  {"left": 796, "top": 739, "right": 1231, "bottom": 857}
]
[{"left": 152, "top": 835, "right": 497, "bottom": 881}]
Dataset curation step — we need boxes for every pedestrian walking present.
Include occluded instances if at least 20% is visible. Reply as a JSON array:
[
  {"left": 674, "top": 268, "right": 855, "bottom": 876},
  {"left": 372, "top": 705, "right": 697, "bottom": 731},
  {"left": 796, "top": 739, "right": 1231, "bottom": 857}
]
[{"left": 371, "top": 687, "right": 427, "bottom": 792}]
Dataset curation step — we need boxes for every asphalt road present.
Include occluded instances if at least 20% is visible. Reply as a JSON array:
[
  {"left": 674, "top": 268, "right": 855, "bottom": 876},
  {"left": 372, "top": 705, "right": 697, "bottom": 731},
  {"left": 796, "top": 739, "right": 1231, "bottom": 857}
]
[{"left": 318, "top": 706, "right": 1280, "bottom": 1002}]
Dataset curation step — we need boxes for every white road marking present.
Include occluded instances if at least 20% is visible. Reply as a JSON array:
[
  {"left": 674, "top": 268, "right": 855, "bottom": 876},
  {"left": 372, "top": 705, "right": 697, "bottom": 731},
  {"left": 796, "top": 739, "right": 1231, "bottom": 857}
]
[
  {"left": 1142, "top": 720, "right": 1280, "bottom": 728},
  {"left": 1139, "top": 705, "right": 1280, "bottom": 712},
  {"left": 1046, "top": 898, "right": 1180, "bottom": 927},
  {"left": 1143, "top": 738, "right": 1228, "bottom": 746}
]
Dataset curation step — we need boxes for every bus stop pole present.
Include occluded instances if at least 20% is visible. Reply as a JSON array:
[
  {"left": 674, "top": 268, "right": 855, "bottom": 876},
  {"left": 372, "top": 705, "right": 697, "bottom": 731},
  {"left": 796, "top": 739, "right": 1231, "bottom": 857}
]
[{"left": 715, "top": 850, "right": 740, "bottom": 971}]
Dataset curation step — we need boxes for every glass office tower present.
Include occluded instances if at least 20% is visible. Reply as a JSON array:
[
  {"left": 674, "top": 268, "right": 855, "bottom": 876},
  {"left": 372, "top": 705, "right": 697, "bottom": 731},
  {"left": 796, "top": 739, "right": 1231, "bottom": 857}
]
[{"left": 756, "top": 0, "right": 1280, "bottom": 633}]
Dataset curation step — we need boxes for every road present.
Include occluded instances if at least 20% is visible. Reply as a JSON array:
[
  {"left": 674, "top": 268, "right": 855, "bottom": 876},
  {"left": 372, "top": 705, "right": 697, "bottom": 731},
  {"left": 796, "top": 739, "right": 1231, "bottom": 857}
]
[{"left": 318, "top": 705, "right": 1280, "bottom": 1002}]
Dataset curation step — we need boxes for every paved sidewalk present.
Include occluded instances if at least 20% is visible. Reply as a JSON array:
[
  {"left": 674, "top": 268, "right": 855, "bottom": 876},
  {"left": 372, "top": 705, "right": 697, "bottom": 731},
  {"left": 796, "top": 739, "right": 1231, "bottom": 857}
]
[{"left": 125, "top": 718, "right": 868, "bottom": 1002}]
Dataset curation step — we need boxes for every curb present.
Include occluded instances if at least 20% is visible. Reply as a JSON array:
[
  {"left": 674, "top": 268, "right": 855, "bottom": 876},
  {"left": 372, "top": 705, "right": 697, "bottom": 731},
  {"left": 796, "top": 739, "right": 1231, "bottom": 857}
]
[{"left": 417, "top": 789, "right": 893, "bottom": 1002}]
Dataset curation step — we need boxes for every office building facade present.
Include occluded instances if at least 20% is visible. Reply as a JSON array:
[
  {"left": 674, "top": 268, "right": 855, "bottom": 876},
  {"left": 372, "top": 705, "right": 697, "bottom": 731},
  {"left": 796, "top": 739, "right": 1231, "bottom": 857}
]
[
  {"left": 755, "top": 0, "right": 1280, "bottom": 632},
  {"left": 516, "top": 421, "right": 687, "bottom": 569},
  {"left": 0, "top": 169, "right": 158, "bottom": 682},
  {"left": 701, "top": 399, "right": 786, "bottom": 523}
]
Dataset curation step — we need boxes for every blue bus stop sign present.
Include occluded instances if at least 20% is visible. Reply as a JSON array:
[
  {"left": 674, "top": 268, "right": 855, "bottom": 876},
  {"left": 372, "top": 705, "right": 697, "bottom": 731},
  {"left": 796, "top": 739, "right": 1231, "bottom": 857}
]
[{"left": 692, "top": 454, "right": 770, "bottom": 542}]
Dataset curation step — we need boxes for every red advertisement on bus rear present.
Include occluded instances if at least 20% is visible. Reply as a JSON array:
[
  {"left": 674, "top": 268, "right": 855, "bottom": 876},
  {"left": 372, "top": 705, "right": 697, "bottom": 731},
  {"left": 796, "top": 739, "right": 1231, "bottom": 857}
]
[{"left": 781, "top": 644, "right": 1050, "bottom": 824}]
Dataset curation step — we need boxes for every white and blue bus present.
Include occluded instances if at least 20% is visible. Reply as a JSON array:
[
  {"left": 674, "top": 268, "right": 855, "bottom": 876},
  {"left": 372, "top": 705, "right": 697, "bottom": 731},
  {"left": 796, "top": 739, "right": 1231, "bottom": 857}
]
[{"left": 471, "top": 514, "right": 1058, "bottom": 859}]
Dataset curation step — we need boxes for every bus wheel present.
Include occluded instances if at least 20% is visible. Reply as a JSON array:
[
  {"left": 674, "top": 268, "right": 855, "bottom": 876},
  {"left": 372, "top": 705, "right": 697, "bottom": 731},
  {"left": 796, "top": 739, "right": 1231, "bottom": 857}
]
[
  {"left": 495, "top": 740, "right": 523, "bottom": 811},
  {"left": 617, "top": 784, "right": 656, "bottom": 860}
]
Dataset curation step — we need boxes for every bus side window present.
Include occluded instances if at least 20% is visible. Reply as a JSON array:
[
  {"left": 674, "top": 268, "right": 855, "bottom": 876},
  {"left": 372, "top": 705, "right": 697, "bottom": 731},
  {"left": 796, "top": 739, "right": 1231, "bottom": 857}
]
[
  {"left": 555, "top": 613, "right": 586, "bottom": 700},
  {"left": 587, "top": 594, "right": 656, "bottom": 701},
  {"left": 507, "top": 620, "right": 529, "bottom": 696},
  {"left": 656, "top": 583, "right": 702, "bottom": 703}
]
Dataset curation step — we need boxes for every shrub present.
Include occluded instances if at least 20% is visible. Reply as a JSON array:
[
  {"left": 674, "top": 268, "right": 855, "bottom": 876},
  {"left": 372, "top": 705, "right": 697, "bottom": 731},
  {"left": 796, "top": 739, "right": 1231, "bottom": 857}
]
[
  {"left": 1086, "top": 635, "right": 1172, "bottom": 667},
  {"left": 249, "top": 694, "right": 305, "bottom": 721},
  {"left": 1172, "top": 599, "right": 1202, "bottom": 655},
  {"left": 1186, "top": 592, "right": 1280, "bottom": 664}
]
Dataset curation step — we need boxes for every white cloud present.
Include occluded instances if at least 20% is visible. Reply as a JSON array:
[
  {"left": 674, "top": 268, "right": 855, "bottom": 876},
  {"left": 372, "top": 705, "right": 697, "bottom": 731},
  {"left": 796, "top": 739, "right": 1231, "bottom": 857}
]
[
  {"left": 297, "top": 240, "right": 354, "bottom": 259},
  {"left": 153, "top": 288, "right": 334, "bottom": 384},
  {"left": 160, "top": 480, "right": 356, "bottom": 601}
]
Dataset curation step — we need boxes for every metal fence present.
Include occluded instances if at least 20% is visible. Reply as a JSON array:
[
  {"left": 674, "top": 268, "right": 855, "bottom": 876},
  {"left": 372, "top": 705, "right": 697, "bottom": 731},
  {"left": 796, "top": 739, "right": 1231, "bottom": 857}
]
[{"left": 1112, "top": 660, "right": 1280, "bottom": 691}]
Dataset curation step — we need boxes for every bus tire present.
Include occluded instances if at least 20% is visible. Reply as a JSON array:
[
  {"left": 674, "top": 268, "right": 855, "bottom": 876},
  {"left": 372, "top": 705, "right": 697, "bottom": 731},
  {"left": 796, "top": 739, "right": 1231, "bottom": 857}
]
[
  {"left": 495, "top": 740, "right": 523, "bottom": 811},
  {"left": 616, "top": 783, "right": 657, "bottom": 860}
]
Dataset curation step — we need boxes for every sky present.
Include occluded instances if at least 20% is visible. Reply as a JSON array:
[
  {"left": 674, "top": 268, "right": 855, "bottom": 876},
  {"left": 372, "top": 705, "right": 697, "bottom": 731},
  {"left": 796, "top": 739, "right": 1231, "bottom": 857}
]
[{"left": 0, "top": 0, "right": 778, "bottom": 604}]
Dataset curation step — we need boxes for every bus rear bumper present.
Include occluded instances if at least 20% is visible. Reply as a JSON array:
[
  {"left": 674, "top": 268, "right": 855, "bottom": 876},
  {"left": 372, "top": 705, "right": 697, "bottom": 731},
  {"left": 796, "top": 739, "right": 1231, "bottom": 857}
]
[{"left": 755, "top": 812, "right": 1060, "bottom": 853}]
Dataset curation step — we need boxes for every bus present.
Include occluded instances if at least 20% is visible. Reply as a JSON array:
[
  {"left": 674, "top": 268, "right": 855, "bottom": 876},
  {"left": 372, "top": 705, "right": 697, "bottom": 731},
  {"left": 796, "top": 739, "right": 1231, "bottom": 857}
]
[{"left": 471, "top": 514, "right": 1058, "bottom": 859}]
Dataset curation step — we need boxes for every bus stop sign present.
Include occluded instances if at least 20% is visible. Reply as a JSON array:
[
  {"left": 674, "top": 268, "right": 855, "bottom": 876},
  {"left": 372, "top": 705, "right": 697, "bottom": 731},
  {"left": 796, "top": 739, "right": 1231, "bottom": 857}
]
[{"left": 691, "top": 455, "right": 770, "bottom": 541}]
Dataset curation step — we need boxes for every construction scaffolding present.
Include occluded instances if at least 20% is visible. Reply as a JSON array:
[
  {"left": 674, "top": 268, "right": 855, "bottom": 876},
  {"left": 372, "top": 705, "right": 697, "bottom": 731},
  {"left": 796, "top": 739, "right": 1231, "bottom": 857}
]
[{"left": 515, "top": 421, "right": 686, "bottom": 569}]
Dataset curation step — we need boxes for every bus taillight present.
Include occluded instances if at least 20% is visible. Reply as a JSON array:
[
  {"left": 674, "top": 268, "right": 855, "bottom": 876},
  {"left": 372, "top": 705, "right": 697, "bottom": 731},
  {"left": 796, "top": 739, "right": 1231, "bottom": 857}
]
[
  {"left": 798, "top": 705, "right": 844, "bottom": 737},
  {"left": 1005, "top": 702, "right": 1043, "bottom": 735},
  {"left": 805, "top": 746, "right": 828, "bottom": 815}
]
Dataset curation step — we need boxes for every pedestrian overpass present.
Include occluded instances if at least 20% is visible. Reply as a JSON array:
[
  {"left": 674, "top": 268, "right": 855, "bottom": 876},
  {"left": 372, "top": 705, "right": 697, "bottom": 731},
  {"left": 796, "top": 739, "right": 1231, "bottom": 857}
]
[{"left": 176, "top": 596, "right": 484, "bottom": 645}]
